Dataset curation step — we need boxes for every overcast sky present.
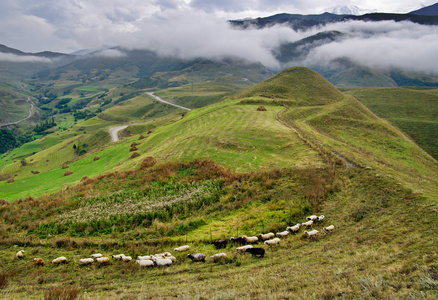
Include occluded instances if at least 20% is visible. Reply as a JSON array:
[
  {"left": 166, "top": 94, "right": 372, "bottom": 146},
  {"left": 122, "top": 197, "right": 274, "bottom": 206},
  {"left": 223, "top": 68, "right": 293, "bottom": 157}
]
[{"left": 0, "top": 0, "right": 437, "bottom": 74}]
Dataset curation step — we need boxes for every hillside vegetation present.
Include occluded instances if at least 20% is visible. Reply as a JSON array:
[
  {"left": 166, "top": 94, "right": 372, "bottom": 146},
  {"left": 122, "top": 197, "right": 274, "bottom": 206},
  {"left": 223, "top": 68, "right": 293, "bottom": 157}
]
[{"left": 0, "top": 67, "right": 437, "bottom": 299}]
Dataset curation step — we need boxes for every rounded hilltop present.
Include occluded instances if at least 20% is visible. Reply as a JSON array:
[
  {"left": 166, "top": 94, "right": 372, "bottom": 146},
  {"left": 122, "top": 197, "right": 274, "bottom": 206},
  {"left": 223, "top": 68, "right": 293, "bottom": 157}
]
[{"left": 237, "top": 67, "right": 343, "bottom": 106}]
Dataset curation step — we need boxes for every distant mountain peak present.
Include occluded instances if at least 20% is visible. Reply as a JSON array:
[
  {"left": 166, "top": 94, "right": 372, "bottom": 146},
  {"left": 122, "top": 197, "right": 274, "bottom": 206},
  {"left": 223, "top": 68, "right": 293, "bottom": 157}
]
[{"left": 327, "top": 5, "right": 375, "bottom": 15}]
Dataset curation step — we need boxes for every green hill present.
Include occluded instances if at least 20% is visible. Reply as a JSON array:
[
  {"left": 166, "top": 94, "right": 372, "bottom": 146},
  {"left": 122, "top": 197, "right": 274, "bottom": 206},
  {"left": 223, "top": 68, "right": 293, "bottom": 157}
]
[
  {"left": 0, "top": 67, "right": 437, "bottom": 299},
  {"left": 237, "top": 67, "right": 344, "bottom": 105}
]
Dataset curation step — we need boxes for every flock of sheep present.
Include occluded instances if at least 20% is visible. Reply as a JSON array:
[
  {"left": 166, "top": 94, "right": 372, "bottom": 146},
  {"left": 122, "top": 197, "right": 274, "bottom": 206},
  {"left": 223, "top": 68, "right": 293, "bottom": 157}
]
[{"left": 14, "top": 214, "right": 334, "bottom": 267}]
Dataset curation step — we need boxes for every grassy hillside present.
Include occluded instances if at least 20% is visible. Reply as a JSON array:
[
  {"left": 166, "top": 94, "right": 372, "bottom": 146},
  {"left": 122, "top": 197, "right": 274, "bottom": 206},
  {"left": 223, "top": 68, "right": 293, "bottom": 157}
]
[
  {"left": 0, "top": 67, "right": 437, "bottom": 299},
  {"left": 341, "top": 86, "right": 438, "bottom": 160}
]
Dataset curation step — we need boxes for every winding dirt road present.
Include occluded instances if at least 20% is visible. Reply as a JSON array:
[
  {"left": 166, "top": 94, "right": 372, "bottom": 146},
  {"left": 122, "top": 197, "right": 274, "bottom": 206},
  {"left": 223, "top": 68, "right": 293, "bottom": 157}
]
[
  {"left": 146, "top": 92, "right": 191, "bottom": 111},
  {"left": 109, "top": 125, "right": 128, "bottom": 142},
  {"left": 0, "top": 97, "right": 34, "bottom": 127},
  {"left": 108, "top": 92, "right": 191, "bottom": 142}
]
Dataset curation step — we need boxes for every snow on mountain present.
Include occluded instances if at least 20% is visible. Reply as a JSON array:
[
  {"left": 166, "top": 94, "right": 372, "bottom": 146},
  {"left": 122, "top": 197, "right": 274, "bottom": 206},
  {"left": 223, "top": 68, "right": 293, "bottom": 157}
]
[{"left": 327, "top": 5, "right": 375, "bottom": 15}]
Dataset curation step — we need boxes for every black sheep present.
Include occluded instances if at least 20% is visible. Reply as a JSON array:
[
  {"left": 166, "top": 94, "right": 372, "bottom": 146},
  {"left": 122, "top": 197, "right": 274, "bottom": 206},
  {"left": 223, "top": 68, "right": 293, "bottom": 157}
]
[
  {"left": 245, "top": 247, "right": 265, "bottom": 258},
  {"left": 212, "top": 239, "right": 228, "bottom": 249},
  {"left": 187, "top": 253, "right": 206, "bottom": 262},
  {"left": 230, "top": 237, "right": 246, "bottom": 245}
]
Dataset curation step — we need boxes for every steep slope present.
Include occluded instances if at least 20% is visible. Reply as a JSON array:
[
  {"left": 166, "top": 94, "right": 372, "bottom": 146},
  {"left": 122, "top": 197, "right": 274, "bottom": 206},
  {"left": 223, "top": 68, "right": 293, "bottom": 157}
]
[
  {"left": 0, "top": 67, "right": 437, "bottom": 299},
  {"left": 409, "top": 2, "right": 438, "bottom": 16},
  {"left": 237, "top": 66, "right": 344, "bottom": 105}
]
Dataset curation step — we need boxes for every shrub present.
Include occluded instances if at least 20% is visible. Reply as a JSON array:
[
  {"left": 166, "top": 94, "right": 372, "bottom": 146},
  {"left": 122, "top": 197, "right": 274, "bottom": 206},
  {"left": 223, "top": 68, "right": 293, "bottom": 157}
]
[
  {"left": 257, "top": 105, "right": 267, "bottom": 111},
  {"left": 93, "top": 156, "right": 100, "bottom": 161},
  {"left": 7, "top": 178, "right": 14, "bottom": 183},
  {"left": 140, "top": 156, "right": 157, "bottom": 170},
  {"left": 32, "top": 170, "right": 40, "bottom": 175},
  {"left": 0, "top": 271, "right": 9, "bottom": 289},
  {"left": 44, "top": 286, "right": 79, "bottom": 300},
  {"left": 129, "top": 146, "right": 138, "bottom": 152},
  {"left": 130, "top": 152, "right": 140, "bottom": 159},
  {"left": 62, "top": 164, "right": 69, "bottom": 169},
  {"left": 64, "top": 170, "right": 73, "bottom": 176},
  {"left": 138, "top": 135, "right": 145, "bottom": 140}
]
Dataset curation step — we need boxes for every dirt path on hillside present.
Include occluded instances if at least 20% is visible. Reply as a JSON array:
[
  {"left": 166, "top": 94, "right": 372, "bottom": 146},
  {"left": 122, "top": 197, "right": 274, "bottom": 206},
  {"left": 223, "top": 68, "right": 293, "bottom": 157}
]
[
  {"left": 0, "top": 96, "right": 34, "bottom": 127},
  {"left": 109, "top": 125, "right": 128, "bottom": 142},
  {"left": 146, "top": 92, "right": 191, "bottom": 111}
]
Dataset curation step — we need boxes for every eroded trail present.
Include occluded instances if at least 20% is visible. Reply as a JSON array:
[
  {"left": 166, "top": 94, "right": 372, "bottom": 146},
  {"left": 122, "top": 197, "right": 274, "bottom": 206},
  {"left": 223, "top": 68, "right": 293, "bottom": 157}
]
[
  {"left": 0, "top": 97, "right": 34, "bottom": 127},
  {"left": 109, "top": 125, "right": 128, "bottom": 142},
  {"left": 146, "top": 92, "right": 191, "bottom": 111}
]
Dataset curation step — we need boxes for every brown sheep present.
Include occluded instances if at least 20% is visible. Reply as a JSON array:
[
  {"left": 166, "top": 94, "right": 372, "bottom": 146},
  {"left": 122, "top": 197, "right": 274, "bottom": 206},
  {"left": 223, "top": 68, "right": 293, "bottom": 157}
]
[{"left": 33, "top": 258, "right": 45, "bottom": 266}]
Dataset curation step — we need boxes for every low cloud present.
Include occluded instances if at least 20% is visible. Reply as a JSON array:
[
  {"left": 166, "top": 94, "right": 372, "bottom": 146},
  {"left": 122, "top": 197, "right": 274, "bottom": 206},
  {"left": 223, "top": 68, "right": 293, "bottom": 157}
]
[
  {"left": 301, "top": 20, "right": 438, "bottom": 75},
  {"left": 0, "top": 53, "right": 52, "bottom": 63}
]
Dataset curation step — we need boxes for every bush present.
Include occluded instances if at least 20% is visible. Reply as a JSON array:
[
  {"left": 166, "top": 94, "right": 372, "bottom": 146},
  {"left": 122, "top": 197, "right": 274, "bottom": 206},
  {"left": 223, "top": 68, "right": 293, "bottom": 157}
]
[
  {"left": 130, "top": 152, "right": 140, "bottom": 159},
  {"left": 0, "top": 271, "right": 9, "bottom": 289},
  {"left": 64, "top": 170, "right": 73, "bottom": 176},
  {"left": 140, "top": 156, "right": 157, "bottom": 170},
  {"left": 44, "top": 286, "right": 79, "bottom": 300}
]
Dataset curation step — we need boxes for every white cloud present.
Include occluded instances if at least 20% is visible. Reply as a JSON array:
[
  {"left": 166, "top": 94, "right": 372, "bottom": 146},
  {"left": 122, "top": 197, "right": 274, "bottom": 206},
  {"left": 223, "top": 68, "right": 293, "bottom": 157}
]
[
  {"left": 0, "top": 53, "right": 52, "bottom": 63},
  {"left": 302, "top": 20, "right": 438, "bottom": 75}
]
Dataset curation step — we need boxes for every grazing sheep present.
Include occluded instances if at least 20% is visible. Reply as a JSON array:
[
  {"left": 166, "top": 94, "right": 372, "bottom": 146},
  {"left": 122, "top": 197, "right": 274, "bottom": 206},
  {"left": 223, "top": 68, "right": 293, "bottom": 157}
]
[
  {"left": 286, "top": 224, "right": 301, "bottom": 233},
  {"left": 79, "top": 258, "right": 94, "bottom": 265},
  {"left": 276, "top": 231, "right": 289, "bottom": 237},
  {"left": 210, "top": 253, "right": 227, "bottom": 260},
  {"left": 211, "top": 239, "right": 228, "bottom": 249},
  {"left": 230, "top": 237, "right": 246, "bottom": 245},
  {"left": 258, "top": 233, "right": 275, "bottom": 241},
  {"left": 242, "top": 235, "right": 258, "bottom": 243},
  {"left": 155, "top": 258, "right": 172, "bottom": 266},
  {"left": 96, "top": 257, "right": 110, "bottom": 264},
  {"left": 236, "top": 245, "right": 253, "bottom": 252},
  {"left": 264, "top": 238, "right": 281, "bottom": 247},
  {"left": 33, "top": 258, "right": 45, "bottom": 266},
  {"left": 173, "top": 245, "right": 190, "bottom": 252},
  {"left": 16, "top": 250, "right": 25, "bottom": 259},
  {"left": 187, "top": 253, "right": 206, "bottom": 262},
  {"left": 135, "top": 259, "right": 154, "bottom": 267},
  {"left": 317, "top": 215, "right": 325, "bottom": 222},
  {"left": 51, "top": 257, "right": 67, "bottom": 264},
  {"left": 245, "top": 247, "right": 265, "bottom": 258},
  {"left": 91, "top": 253, "right": 103, "bottom": 259},
  {"left": 168, "top": 256, "right": 177, "bottom": 263},
  {"left": 323, "top": 225, "right": 335, "bottom": 233},
  {"left": 111, "top": 254, "right": 125, "bottom": 260},
  {"left": 304, "top": 230, "right": 319, "bottom": 239},
  {"left": 301, "top": 220, "right": 313, "bottom": 228},
  {"left": 122, "top": 255, "right": 132, "bottom": 263},
  {"left": 162, "top": 252, "right": 172, "bottom": 257},
  {"left": 137, "top": 255, "right": 152, "bottom": 260},
  {"left": 306, "top": 215, "right": 318, "bottom": 221}
]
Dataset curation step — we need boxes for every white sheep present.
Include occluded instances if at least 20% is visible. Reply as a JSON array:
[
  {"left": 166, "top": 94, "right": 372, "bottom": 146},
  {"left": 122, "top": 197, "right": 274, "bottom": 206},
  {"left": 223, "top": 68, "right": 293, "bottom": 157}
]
[
  {"left": 264, "top": 238, "right": 281, "bottom": 247},
  {"left": 304, "top": 230, "right": 319, "bottom": 239},
  {"left": 162, "top": 252, "right": 172, "bottom": 257},
  {"left": 301, "top": 220, "right": 313, "bottom": 228},
  {"left": 276, "top": 231, "right": 289, "bottom": 237},
  {"left": 168, "top": 256, "right": 177, "bottom": 263},
  {"left": 111, "top": 254, "right": 125, "bottom": 260},
  {"left": 121, "top": 255, "right": 132, "bottom": 263},
  {"left": 173, "top": 245, "right": 190, "bottom": 252},
  {"left": 317, "top": 215, "right": 325, "bottom": 222},
  {"left": 258, "top": 232, "right": 275, "bottom": 241},
  {"left": 137, "top": 255, "right": 152, "bottom": 260},
  {"left": 16, "top": 250, "right": 25, "bottom": 259},
  {"left": 286, "top": 224, "right": 301, "bottom": 233},
  {"left": 306, "top": 215, "right": 318, "bottom": 221},
  {"left": 96, "top": 257, "right": 110, "bottom": 264},
  {"left": 91, "top": 253, "right": 103, "bottom": 258},
  {"left": 155, "top": 258, "right": 172, "bottom": 266},
  {"left": 242, "top": 235, "right": 258, "bottom": 243},
  {"left": 210, "top": 253, "right": 227, "bottom": 260},
  {"left": 51, "top": 256, "right": 67, "bottom": 264},
  {"left": 79, "top": 258, "right": 94, "bottom": 265},
  {"left": 135, "top": 259, "right": 154, "bottom": 267},
  {"left": 323, "top": 225, "right": 335, "bottom": 233},
  {"left": 236, "top": 245, "right": 253, "bottom": 252}
]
